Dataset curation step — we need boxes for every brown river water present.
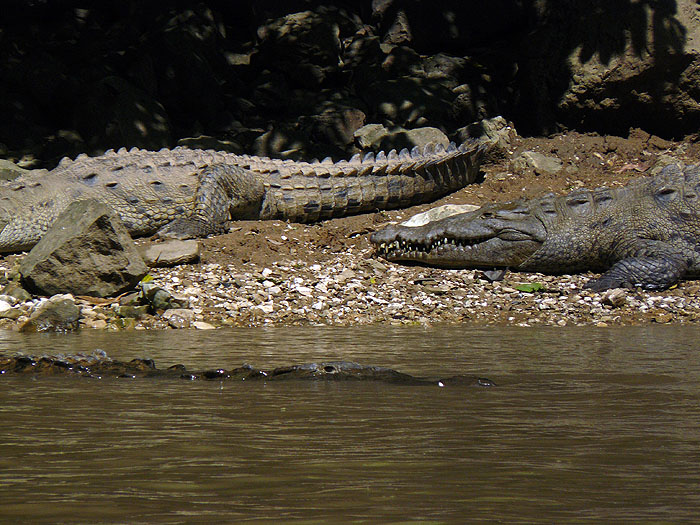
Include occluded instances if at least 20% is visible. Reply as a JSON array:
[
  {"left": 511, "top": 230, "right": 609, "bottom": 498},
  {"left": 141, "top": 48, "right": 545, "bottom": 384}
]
[{"left": 1, "top": 325, "right": 700, "bottom": 523}]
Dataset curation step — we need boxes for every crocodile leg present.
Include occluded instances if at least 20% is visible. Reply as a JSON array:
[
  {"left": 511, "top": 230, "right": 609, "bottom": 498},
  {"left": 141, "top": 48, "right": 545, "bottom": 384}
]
[
  {"left": 156, "top": 164, "right": 265, "bottom": 240},
  {"left": 583, "top": 249, "right": 690, "bottom": 291}
]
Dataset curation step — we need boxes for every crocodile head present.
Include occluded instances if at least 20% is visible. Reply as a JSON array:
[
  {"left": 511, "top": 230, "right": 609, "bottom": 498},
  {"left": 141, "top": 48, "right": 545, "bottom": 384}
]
[{"left": 371, "top": 203, "right": 548, "bottom": 268}]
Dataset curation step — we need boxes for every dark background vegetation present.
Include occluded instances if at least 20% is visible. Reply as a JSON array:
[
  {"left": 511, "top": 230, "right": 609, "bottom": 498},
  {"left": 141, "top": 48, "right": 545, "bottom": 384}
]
[{"left": 0, "top": 1, "right": 693, "bottom": 165}]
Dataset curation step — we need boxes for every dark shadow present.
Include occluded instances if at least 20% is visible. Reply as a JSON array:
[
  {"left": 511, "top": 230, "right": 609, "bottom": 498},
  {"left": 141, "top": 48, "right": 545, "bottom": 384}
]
[
  {"left": 0, "top": 0, "right": 691, "bottom": 166},
  {"left": 514, "top": 0, "right": 688, "bottom": 136}
]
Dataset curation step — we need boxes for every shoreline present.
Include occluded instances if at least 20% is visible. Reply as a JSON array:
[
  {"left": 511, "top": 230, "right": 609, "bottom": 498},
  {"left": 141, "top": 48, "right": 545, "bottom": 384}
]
[{"left": 2, "top": 129, "right": 700, "bottom": 331}]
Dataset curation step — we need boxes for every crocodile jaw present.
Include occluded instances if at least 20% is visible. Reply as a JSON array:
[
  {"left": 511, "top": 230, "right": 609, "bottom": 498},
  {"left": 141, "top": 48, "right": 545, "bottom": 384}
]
[
  {"left": 374, "top": 235, "right": 542, "bottom": 268},
  {"left": 371, "top": 210, "right": 546, "bottom": 268}
]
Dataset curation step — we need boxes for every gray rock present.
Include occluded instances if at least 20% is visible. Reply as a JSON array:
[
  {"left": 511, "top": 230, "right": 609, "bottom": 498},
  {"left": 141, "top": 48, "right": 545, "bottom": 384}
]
[
  {"left": 456, "top": 116, "right": 514, "bottom": 152},
  {"left": 1, "top": 282, "right": 33, "bottom": 303},
  {"left": 400, "top": 204, "right": 480, "bottom": 227},
  {"left": 20, "top": 294, "right": 80, "bottom": 332},
  {"left": 354, "top": 123, "right": 389, "bottom": 150},
  {"left": 379, "top": 126, "right": 450, "bottom": 151},
  {"left": 19, "top": 199, "right": 148, "bottom": 297},
  {"left": 0, "top": 299, "right": 20, "bottom": 319},
  {"left": 161, "top": 308, "right": 195, "bottom": 329},
  {"left": 602, "top": 288, "right": 628, "bottom": 308},
  {"left": 345, "top": 123, "right": 451, "bottom": 154},
  {"left": 115, "top": 305, "right": 150, "bottom": 319},
  {"left": 256, "top": 10, "right": 343, "bottom": 87},
  {"left": 363, "top": 76, "right": 455, "bottom": 127},
  {"left": 512, "top": 151, "right": 563, "bottom": 175},
  {"left": 140, "top": 240, "right": 201, "bottom": 267},
  {"left": 141, "top": 282, "right": 188, "bottom": 311},
  {"left": 298, "top": 107, "right": 366, "bottom": 152}
]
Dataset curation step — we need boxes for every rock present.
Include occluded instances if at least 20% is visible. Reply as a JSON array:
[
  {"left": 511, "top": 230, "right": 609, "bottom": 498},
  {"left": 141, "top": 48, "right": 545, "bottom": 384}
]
[
  {"left": 521, "top": 1, "right": 700, "bottom": 135},
  {"left": 653, "top": 312, "right": 673, "bottom": 324},
  {"left": 161, "top": 308, "right": 194, "bottom": 329},
  {"left": 115, "top": 305, "right": 150, "bottom": 319},
  {"left": 353, "top": 123, "right": 389, "bottom": 150},
  {"left": 456, "top": 116, "right": 515, "bottom": 152},
  {"left": 20, "top": 294, "right": 80, "bottom": 332},
  {"left": 512, "top": 151, "right": 563, "bottom": 175},
  {"left": 140, "top": 240, "right": 201, "bottom": 267},
  {"left": 1, "top": 282, "right": 33, "bottom": 303},
  {"left": 400, "top": 204, "right": 480, "bottom": 227},
  {"left": 379, "top": 126, "right": 450, "bottom": 151},
  {"left": 256, "top": 10, "right": 343, "bottom": 87},
  {"left": 298, "top": 107, "right": 366, "bottom": 152},
  {"left": 0, "top": 294, "right": 19, "bottom": 306},
  {"left": 19, "top": 200, "right": 148, "bottom": 297},
  {"left": 382, "top": 8, "right": 412, "bottom": 45},
  {"left": 251, "top": 126, "right": 309, "bottom": 158},
  {"left": 251, "top": 302, "right": 275, "bottom": 316},
  {"left": 602, "top": 288, "right": 628, "bottom": 308},
  {"left": 77, "top": 76, "right": 172, "bottom": 150},
  {"left": 141, "top": 282, "right": 187, "bottom": 311},
  {"left": 82, "top": 318, "right": 108, "bottom": 329},
  {"left": 363, "top": 76, "right": 455, "bottom": 127},
  {"left": 192, "top": 321, "right": 216, "bottom": 330},
  {"left": 0, "top": 300, "right": 20, "bottom": 319}
]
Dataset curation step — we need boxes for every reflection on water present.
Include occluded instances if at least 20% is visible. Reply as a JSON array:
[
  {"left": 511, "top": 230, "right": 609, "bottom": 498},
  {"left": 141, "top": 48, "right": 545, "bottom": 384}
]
[{"left": 2, "top": 326, "right": 700, "bottom": 522}]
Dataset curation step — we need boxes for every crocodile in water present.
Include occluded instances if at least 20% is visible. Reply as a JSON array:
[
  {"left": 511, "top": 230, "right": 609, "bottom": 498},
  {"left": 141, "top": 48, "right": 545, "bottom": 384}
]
[
  {"left": 371, "top": 164, "right": 700, "bottom": 291},
  {"left": 0, "top": 140, "right": 490, "bottom": 252},
  {"left": 0, "top": 351, "right": 494, "bottom": 386}
]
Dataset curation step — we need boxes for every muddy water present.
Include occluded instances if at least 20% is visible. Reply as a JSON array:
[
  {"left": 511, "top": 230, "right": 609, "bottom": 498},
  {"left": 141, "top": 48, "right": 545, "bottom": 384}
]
[{"left": 1, "top": 326, "right": 700, "bottom": 523}]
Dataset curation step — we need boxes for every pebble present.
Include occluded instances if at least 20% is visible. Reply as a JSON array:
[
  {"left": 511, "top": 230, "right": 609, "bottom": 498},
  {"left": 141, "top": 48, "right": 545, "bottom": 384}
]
[
  {"left": 192, "top": 321, "right": 216, "bottom": 330},
  {"left": 161, "top": 308, "right": 194, "bottom": 329},
  {"left": 2, "top": 241, "right": 700, "bottom": 329}
]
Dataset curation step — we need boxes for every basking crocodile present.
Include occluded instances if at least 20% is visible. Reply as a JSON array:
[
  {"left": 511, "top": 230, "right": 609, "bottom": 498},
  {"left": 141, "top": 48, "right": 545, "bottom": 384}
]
[
  {"left": 371, "top": 164, "right": 700, "bottom": 291},
  {"left": 0, "top": 140, "right": 490, "bottom": 252}
]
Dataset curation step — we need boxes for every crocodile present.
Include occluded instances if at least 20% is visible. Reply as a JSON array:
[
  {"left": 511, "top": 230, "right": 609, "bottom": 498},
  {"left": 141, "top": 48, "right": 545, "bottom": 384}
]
[
  {"left": 0, "top": 140, "right": 490, "bottom": 252},
  {"left": 371, "top": 164, "right": 700, "bottom": 291},
  {"left": 0, "top": 351, "right": 494, "bottom": 386}
]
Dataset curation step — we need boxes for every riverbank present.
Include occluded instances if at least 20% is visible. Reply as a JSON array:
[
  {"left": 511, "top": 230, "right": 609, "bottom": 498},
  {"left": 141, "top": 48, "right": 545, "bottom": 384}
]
[{"left": 2, "top": 129, "right": 700, "bottom": 330}]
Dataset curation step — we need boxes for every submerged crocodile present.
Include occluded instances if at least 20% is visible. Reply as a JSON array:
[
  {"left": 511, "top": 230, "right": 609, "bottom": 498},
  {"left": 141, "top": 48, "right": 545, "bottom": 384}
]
[
  {"left": 0, "top": 140, "right": 490, "bottom": 252},
  {"left": 372, "top": 164, "right": 700, "bottom": 291},
  {"left": 0, "top": 352, "right": 494, "bottom": 386}
]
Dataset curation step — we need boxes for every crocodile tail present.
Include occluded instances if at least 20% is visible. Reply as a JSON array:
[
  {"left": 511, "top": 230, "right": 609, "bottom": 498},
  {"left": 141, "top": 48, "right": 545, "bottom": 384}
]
[{"left": 258, "top": 139, "right": 491, "bottom": 222}]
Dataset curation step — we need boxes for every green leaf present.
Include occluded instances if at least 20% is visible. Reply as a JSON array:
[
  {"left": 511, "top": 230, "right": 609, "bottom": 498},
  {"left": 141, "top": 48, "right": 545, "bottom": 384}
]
[{"left": 515, "top": 282, "right": 544, "bottom": 293}]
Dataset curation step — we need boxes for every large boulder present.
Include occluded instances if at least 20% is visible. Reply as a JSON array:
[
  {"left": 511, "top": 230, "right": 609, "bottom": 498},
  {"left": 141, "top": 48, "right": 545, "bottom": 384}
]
[{"left": 19, "top": 200, "right": 148, "bottom": 297}]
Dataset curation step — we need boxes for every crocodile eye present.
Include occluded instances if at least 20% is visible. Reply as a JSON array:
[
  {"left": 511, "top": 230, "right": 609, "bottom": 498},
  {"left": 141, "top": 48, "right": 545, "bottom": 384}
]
[
  {"left": 655, "top": 187, "right": 677, "bottom": 201},
  {"left": 566, "top": 197, "right": 590, "bottom": 207},
  {"left": 82, "top": 173, "right": 98, "bottom": 185}
]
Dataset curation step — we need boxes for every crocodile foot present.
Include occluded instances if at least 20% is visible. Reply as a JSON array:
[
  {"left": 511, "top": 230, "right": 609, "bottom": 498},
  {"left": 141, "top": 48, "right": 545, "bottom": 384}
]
[{"left": 155, "top": 218, "right": 220, "bottom": 240}]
